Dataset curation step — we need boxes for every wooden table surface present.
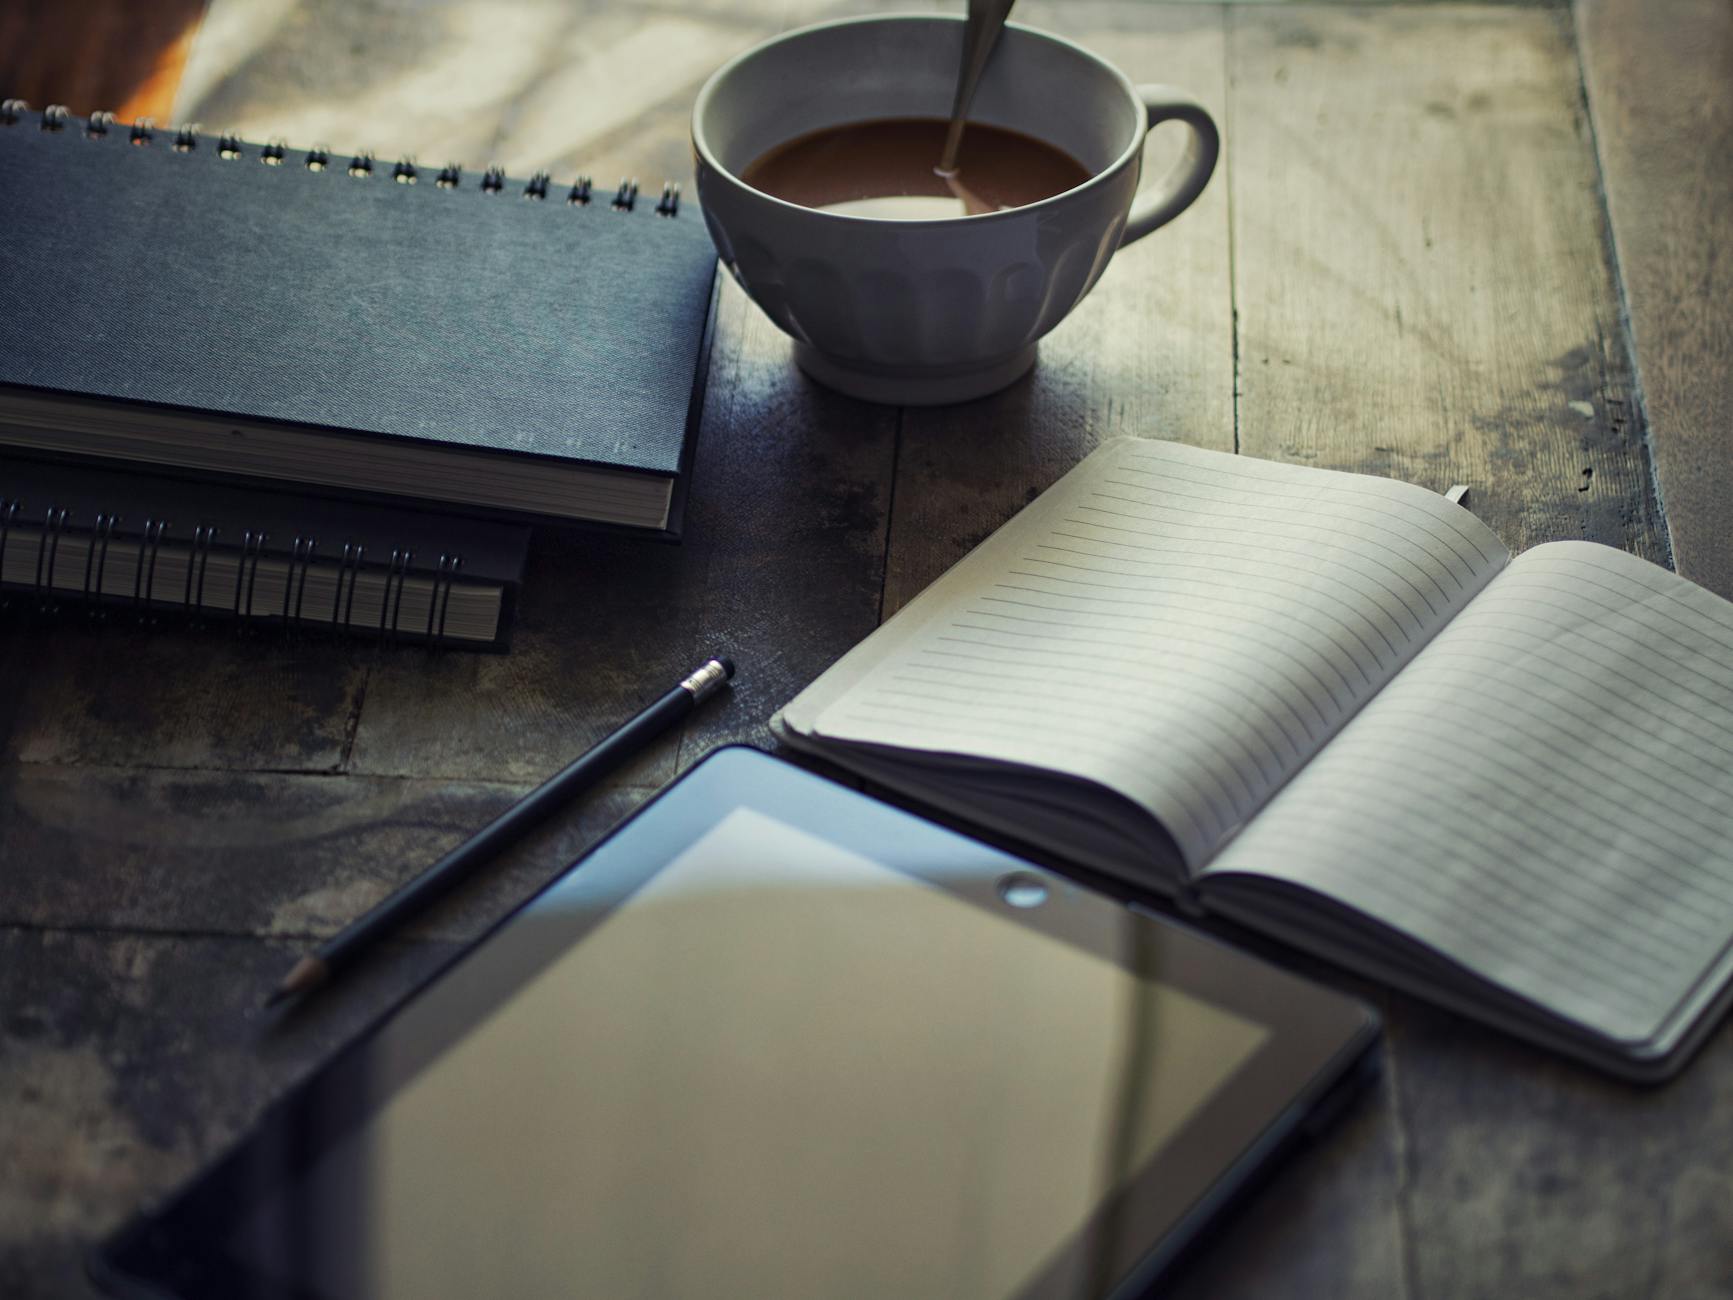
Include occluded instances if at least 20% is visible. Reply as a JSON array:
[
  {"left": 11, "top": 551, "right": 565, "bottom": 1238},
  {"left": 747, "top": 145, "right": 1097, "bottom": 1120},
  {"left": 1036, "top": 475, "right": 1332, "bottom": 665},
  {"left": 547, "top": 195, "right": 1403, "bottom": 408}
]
[{"left": 3, "top": 1, "right": 1731, "bottom": 1296}]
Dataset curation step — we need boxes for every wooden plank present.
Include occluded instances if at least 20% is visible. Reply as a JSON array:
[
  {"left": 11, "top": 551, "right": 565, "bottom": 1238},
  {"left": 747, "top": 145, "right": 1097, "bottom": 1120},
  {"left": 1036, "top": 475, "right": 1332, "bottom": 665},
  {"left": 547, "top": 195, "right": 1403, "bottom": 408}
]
[
  {"left": 1578, "top": 0, "right": 1733, "bottom": 598},
  {"left": 0, "top": 625, "right": 365, "bottom": 771},
  {"left": 1229, "top": 3, "right": 1666, "bottom": 564},
  {"left": 674, "top": 282, "right": 902, "bottom": 765},
  {"left": 1386, "top": 1002, "right": 1733, "bottom": 1297},
  {"left": 883, "top": 1, "right": 1237, "bottom": 617},
  {"left": 0, "top": 0, "right": 206, "bottom": 122},
  {"left": 0, "top": 927, "right": 461, "bottom": 1300},
  {"left": 0, "top": 764, "right": 642, "bottom": 940},
  {"left": 173, "top": 1, "right": 778, "bottom": 176}
]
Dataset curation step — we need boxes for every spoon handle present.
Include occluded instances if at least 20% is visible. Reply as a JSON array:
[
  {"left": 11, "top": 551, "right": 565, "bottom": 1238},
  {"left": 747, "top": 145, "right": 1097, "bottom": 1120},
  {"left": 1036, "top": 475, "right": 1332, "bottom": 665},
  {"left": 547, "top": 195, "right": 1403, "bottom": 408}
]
[{"left": 939, "top": 0, "right": 1017, "bottom": 174}]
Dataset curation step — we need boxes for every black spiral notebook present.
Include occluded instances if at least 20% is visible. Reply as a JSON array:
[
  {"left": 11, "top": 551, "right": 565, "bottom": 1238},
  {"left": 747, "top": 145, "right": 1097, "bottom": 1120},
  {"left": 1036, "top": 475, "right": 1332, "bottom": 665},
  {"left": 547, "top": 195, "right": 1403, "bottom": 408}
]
[
  {"left": 0, "top": 102, "right": 718, "bottom": 535},
  {"left": 0, "top": 456, "right": 530, "bottom": 649}
]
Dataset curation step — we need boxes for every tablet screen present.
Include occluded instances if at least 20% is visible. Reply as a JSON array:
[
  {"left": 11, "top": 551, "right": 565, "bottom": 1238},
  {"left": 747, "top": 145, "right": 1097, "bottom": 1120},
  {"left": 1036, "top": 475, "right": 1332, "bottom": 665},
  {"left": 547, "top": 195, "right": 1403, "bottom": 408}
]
[{"left": 229, "top": 807, "right": 1271, "bottom": 1299}]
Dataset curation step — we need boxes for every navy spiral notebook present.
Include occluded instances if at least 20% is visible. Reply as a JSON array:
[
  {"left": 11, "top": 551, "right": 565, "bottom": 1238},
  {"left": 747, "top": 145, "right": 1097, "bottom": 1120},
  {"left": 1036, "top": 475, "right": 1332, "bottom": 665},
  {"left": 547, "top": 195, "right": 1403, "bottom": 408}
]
[{"left": 0, "top": 103, "right": 718, "bottom": 536}]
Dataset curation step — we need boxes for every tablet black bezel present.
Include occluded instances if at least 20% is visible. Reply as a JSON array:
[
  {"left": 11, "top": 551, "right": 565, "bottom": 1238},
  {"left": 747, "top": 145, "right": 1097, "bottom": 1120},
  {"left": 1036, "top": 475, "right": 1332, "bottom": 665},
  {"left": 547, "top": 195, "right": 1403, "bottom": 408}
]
[{"left": 93, "top": 745, "right": 1377, "bottom": 1300}]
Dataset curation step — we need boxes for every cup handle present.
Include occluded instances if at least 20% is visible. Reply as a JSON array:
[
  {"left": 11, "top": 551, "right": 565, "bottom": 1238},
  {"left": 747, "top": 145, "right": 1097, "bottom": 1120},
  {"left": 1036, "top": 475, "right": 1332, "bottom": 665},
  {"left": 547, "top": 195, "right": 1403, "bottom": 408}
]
[{"left": 1120, "top": 86, "right": 1220, "bottom": 246}]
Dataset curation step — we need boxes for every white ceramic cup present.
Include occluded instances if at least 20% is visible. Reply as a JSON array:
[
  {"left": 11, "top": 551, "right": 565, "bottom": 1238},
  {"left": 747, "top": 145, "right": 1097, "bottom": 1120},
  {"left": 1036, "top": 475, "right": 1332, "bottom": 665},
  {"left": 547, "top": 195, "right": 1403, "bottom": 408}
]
[{"left": 691, "top": 14, "right": 1219, "bottom": 405}]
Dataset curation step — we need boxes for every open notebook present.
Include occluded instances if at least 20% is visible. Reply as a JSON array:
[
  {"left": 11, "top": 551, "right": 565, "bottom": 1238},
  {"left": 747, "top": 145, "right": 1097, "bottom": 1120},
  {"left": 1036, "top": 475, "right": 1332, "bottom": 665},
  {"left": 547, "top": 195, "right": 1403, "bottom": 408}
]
[{"left": 774, "top": 438, "right": 1733, "bottom": 1081}]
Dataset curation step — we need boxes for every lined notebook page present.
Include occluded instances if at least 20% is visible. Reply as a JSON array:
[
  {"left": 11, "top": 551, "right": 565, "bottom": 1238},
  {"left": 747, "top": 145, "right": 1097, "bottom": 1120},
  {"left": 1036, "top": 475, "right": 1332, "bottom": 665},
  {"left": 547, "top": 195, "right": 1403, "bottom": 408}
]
[
  {"left": 785, "top": 439, "right": 1509, "bottom": 868},
  {"left": 1208, "top": 541, "right": 1733, "bottom": 1045}
]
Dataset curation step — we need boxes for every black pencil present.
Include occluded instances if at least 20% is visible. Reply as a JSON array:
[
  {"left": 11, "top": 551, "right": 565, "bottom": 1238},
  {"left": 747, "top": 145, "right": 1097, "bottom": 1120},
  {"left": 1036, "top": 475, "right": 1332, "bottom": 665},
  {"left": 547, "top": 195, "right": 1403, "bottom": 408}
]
[{"left": 264, "top": 656, "right": 736, "bottom": 1006}]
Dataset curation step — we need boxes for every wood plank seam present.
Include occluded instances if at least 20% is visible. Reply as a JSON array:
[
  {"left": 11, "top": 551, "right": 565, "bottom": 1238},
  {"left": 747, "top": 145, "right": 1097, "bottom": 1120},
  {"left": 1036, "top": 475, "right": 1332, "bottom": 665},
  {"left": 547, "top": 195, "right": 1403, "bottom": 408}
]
[
  {"left": 0, "top": 760, "right": 648, "bottom": 790},
  {"left": 876, "top": 407, "right": 907, "bottom": 627},
  {"left": 1565, "top": 1, "right": 1676, "bottom": 572},
  {"left": 1225, "top": 2, "right": 1242, "bottom": 457},
  {"left": 1380, "top": 1009, "right": 1422, "bottom": 1300},
  {"left": 336, "top": 662, "right": 375, "bottom": 773},
  {"left": 0, "top": 918, "right": 329, "bottom": 943}
]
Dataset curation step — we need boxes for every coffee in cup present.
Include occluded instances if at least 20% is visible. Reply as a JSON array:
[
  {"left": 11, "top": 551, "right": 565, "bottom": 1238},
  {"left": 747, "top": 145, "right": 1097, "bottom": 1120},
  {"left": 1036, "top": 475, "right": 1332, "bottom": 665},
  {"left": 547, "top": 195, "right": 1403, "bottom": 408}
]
[
  {"left": 692, "top": 16, "right": 1219, "bottom": 405},
  {"left": 741, "top": 117, "right": 1091, "bottom": 220}
]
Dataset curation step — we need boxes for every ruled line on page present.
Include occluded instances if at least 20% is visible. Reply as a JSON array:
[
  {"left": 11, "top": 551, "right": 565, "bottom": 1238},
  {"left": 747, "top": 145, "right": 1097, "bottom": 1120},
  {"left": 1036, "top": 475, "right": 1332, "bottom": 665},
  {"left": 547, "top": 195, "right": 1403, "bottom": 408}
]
[
  {"left": 1003, "top": 561, "right": 1407, "bottom": 658},
  {"left": 1363, "top": 665, "right": 1733, "bottom": 849},
  {"left": 1210, "top": 541, "right": 1733, "bottom": 1044},
  {"left": 804, "top": 439, "right": 1511, "bottom": 869},
  {"left": 1042, "top": 520, "right": 1444, "bottom": 632},
  {"left": 1111, "top": 453, "right": 1507, "bottom": 569},
  {"left": 1081, "top": 495, "right": 1458, "bottom": 610},
  {"left": 886, "top": 663, "right": 1288, "bottom": 786},
  {"left": 990, "top": 580, "right": 1392, "bottom": 677},
  {"left": 922, "top": 636, "right": 1317, "bottom": 756}
]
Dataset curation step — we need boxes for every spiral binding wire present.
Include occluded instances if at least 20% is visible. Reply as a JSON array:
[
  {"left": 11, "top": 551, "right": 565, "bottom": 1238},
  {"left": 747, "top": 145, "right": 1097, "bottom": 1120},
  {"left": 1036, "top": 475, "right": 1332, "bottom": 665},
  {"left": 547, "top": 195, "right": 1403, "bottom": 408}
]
[
  {"left": 135, "top": 518, "right": 168, "bottom": 619},
  {"left": 0, "top": 107, "right": 687, "bottom": 225},
  {"left": 0, "top": 498, "right": 15, "bottom": 612},
  {"left": 287, "top": 535, "right": 315, "bottom": 628},
  {"left": 83, "top": 513, "right": 112, "bottom": 613},
  {"left": 34, "top": 507, "right": 67, "bottom": 606},
  {"left": 0, "top": 495, "right": 470, "bottom": 644}
]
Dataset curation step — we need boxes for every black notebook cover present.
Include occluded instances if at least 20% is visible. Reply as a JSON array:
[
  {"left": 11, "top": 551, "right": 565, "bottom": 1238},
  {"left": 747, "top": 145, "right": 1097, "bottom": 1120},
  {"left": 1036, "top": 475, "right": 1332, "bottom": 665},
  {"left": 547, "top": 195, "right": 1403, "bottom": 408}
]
[{"left": 0, "top": 106, "right": 718, "bottom": 533}]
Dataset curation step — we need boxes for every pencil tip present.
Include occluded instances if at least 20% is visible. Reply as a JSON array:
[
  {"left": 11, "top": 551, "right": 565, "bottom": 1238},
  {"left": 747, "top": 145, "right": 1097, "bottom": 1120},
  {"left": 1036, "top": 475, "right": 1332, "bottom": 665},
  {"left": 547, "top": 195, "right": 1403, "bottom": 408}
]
[{"left": 264, "top": 955, "right": 329, "bottom": 1008}]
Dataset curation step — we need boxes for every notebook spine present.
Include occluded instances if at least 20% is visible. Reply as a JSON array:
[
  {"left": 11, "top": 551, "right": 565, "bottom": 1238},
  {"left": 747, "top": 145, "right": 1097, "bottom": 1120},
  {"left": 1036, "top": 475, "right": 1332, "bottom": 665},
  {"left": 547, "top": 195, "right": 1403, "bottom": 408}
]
[
  {"left": 0, "top": 102, "right": 683, "bottom": 216},
  {"left": 0, "top": 491, "right": 477, "bottom": 647}
]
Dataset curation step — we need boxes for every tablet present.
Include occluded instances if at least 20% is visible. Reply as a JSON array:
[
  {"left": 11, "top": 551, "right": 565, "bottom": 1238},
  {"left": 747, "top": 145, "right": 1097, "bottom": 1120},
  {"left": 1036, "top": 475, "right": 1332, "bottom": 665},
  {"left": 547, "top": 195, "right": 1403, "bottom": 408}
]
[{"left": 94, "top": 746, "right": 1378, "bottom": 1300}]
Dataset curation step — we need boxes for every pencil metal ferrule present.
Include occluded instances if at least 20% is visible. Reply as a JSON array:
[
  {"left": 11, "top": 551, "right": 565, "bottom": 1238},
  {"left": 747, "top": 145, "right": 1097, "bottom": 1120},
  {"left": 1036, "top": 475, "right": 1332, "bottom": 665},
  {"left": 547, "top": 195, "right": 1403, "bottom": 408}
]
[{"left": 680, "top": 658, "right": 730, "bottom": 702}]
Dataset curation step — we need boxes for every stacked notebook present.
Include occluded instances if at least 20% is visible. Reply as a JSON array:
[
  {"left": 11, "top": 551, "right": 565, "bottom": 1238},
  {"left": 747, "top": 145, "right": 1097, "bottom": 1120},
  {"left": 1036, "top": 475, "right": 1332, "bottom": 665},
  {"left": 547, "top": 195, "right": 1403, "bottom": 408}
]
[
  {"left": 776, "top": 438, "right": 1733, "bottom": 1080},
  {"left": 0, "top": 102, "right": 719, "bottom": 646}
]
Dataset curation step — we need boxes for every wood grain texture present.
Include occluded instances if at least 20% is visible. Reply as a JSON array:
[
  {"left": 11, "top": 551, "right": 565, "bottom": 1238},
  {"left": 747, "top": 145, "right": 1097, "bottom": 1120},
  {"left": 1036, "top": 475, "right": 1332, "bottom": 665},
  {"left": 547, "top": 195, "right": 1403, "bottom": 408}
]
[
  {"left": 1578, "top": 0, "right": 1733, "bottom": 598},
  {"left": 882, "top": 1, "right": 1236, "bottom": 618},
  {"left": 173, "top": 0, "right": 782, "bottom": 177},
  {"left": 0, "top": 764, "right": 642, "bottom": 940},
  {"left": 1228, "top": 3, "right": 1666, "bottom": 563},
  {"left": 0, "top": 0, "right": 206, "bottom": 122},
  {"left": 0, "top": 623, "right": 365, "bottom": 771},
  {"left": 671, "top": 280, "right": 900, "bottom": 764},
  {"left": 0, "top": 928, "right": 462, "bottom": 1300},
  {"left": 1388, "top": 1003, "right": 1733, "bottom": 1299}
]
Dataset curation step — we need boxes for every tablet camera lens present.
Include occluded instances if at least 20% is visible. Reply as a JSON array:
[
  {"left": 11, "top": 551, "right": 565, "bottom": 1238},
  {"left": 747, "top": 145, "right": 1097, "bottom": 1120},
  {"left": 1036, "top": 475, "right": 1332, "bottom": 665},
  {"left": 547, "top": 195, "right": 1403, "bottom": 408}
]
[{"left": 998, "top": 872, "right": 1049, "bottom": 908}]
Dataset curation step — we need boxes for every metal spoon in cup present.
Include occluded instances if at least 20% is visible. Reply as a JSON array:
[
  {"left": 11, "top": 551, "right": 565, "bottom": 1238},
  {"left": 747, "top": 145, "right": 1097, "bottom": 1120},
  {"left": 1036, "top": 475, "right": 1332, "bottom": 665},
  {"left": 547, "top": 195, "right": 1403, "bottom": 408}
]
[{"left": 936, "top": 0, "right": 1016, "bottom": 215}]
